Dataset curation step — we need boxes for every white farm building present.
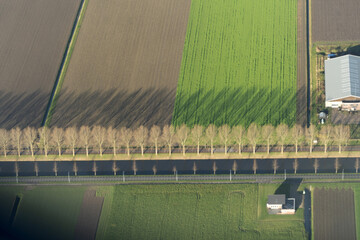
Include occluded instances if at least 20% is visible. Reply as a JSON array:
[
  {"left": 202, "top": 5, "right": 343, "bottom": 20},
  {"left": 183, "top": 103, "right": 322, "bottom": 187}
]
[{"left": 325, "top": 54, "right": 360, "bottom": 110}]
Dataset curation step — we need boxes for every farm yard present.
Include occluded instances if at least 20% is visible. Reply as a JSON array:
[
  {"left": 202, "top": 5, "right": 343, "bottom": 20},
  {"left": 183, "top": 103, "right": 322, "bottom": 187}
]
[
  {"left": 49, "top": 0, "right": 191, "bottom": 128},
  {"left": 312, "top": 187, "right": 357, "bottom": 240},
  {"left": 172, "top": 0, "right": 297, "bottom": 127},
  {"left": 311, "top": 0, "right": 360, "bottom": 42},
  {"left": 0, "top": 0, "right": 81, "bottom": 129},
  {"left": 98, "top": 184, "right": 306, "bottom": 240}
]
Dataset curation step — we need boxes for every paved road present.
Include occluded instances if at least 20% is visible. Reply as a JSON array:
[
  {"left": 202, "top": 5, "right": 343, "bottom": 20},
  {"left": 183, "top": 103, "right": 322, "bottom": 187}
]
[
  {"left": 2, "top": 173, "right": 360, "bottom": 184},
  {"left": 304, "top": 188, "right": 312, "bottom": 240}
]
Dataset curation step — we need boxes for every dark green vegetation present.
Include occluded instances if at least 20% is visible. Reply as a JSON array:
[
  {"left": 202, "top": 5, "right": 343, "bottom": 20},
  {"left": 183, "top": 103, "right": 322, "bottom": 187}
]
[
  {"left": 173, "top": 0, "right": 297, "bottom": 127},
  {"left": 98, "top": 184, "right": 306, "bottom": 240},
  {"left": 0, "top": 186, "right": 85, "bottom": 240}
]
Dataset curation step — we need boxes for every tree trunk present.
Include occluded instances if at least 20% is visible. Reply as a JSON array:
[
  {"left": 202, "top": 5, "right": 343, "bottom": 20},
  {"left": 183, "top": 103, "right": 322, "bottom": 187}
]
[
  {"left": 155, "top": 141, "right": 158, "bottom": 155},
  {"left": 168, "top": 145, "right": 171, "bottom": 156},
  {"left": 72, "top": 146, "right": 75, "bottom": 157},
  {"left": 30, "top": 145, "right": 34, "bottom": 158},
  {"left": 114, "top": 171, "right": 116, "bottom": 176},
  {"left": 324, "top": 144, "right": 327, "bottom": 153},
  {"left": 295, "top": 142, "right": 298, "bottom": 154},
  {"left": 339, "top": 144, "right": 341, "bottom": 153},
  {"left": 211, "top": 140, "right": 213, "bottom": 155},
  {"left": 113, "top": 142, "right": 117, "bottom": 156},
  {"left": 267, "top": 139, "right": 270, "bottom": 154},
  {"left": 141, "top": 145, "right": 144, "bottom": 156},
  {"left": 3, "top": 146, "right": 6, "bottom": 157},
  {"left": 253, "top": 144, "right": 256, "bottom": 154},
  {"left": 238, "top": 143, "right": 241, "bottom": 155},
  {"left": 100, "top": 145, "right": 103, "bottom": 156},
  {"left": 281, "top": 144, "right": 284, "bottom": 154},
  {"left": 17, "top": 146, "right": 20, "bottom": 157},
  {"left": 182, "top": 144, "right": 185, "bottom": 156},
  {"left": 197, "top": 141, "right": 200, "bottom": 155},
  {"left": 58, "top": 146, "right": 61, "bottom": 156},
  {"left": 86, "top": 146, "right": 89, "bottom": 157},
  {"left": 44, "top": 146, "right": 48, "bottom": 157},
  {"left": 127, "top": 144, "right": 130, "bottom": 156},
  {"left": 310, "top": 143, "right": 313, "bottom": 153},
  {"left": 224, "top": 143, "right": 227, "bottom": 155}
]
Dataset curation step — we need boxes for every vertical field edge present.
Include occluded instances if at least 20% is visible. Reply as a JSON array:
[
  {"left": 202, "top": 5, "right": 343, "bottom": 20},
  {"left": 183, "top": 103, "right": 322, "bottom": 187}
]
[{"left": 42, "top": 0, "right": 89, "bottom": 127}]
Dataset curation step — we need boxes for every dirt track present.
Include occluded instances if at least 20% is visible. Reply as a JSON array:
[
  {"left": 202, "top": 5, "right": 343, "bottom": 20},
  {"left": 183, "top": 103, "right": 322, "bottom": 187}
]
[
  {"left": 313, "top": 188, "right": 356, "bottom": 240},
  {"left": 51, "top": 0, "right": 191, "bottom": 128},
  {"left": 311, "top": 0, "right": 360, "bottom": 42},
  {"left": 0, "top": 0, "right": 81, "bottom": 129},
  {"left": 74, "top": 189, "right": 104, "bottom": 240},
  {"left": 296, "top": 0, "right": 308, "bottom": 126}
]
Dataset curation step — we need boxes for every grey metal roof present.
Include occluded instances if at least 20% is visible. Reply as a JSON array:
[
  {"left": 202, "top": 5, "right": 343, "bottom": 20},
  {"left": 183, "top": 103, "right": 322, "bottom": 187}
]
[
  {"left": 325, "top": 54, "right": 360, "bottom": 101},
  {"left": 267, "top": 194, "right": 285, "bottom": 205}
]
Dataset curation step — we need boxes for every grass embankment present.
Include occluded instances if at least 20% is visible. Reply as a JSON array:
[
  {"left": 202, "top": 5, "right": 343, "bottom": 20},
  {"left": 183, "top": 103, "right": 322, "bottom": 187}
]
[
  {"left": 44, "top": 0, "right": 89, "bottom": 126},
  {"left": 173, "top": 0, "right": 297, "bottom": 127},
  {"left": 0, "top": 186, "right": 86, "bottom": 239},
  {"left": 1, "top": 150, "right": 360, "bottom": 162},
  {"left": 97, "top": 184, "right": 306, "bottom": 240}
]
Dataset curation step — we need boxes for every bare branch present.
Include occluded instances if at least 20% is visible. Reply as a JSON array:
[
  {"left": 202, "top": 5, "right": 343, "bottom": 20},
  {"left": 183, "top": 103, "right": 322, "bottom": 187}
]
[
  {"left": 150, "top": 125, "right": 161, "bottom": 155},
  {"left": 191, "top": 125, "right": 203, "bottom": 155},
  {"left": 218, "top": 125, "right": 231, "bottom": 155},
  {"left": 206, "top": 124, "right": 217, "bottom": 155}
]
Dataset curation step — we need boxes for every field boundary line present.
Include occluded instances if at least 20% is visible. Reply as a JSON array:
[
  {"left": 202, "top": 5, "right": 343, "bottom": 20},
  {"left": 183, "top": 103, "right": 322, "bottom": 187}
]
[{"left": 42, "top": 0, "right": 89, "bottom": 127}]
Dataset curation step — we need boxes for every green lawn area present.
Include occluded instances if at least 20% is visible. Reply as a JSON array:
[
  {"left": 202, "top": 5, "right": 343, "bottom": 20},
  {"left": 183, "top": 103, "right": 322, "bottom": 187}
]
[
  {"left": 0, "top": 186, "right": 86, "bottom": 240},
  {"left": 97, "top": 184, "right": 306, "bottom": 240},
  {"left": 172, "top": 0, "right": 297, "bottom": 127}
]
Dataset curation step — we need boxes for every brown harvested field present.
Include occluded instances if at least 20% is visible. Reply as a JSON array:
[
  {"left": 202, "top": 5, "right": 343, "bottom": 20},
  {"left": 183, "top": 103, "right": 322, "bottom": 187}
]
[
  {"left": 311, "top": 0, "right": 360, "bottom": 42},
  {"left": 50, "top": 0, "right": 191, "bottom": 128},
  {"left": 297, "top": 0, "right": 308, "bottom": 126},
  {"left": 313, "top": 188, "right": 356, "bottom": 240},
  {"left": 0, "top": 0, "right": 81, "bottom": 129},
  {"left": 74, "top": 189, "right": 104, "bottom": 240}
]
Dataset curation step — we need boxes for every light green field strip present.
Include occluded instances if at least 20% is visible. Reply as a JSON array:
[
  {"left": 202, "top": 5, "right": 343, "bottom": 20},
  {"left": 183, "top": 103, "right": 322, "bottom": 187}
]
[
  {"left": 44, "top": 0, "right": 89, "bottom": 126},
  {"left": 172, "top": 0, "right": 297, "bottom": 127}
]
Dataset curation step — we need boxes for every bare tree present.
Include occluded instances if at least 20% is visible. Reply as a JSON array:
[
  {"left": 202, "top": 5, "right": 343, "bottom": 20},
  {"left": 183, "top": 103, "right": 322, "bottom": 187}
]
[
  {"left": 112, "top": 161, "right": 119, "bottom": 176},
  {"left": 319, "top": 125, "right": 332, "bottom": 153},
  {"left": 176, "top": 124, "right": 190, "bottom": 156},
  {"left": 306, "top": 125, "right": 317, "bottom": 153},
  {"left": 34, "top": 162, "right": 39, "bottom": 177},
  {"left": 291, "top": 124, "right": 303, "bottom": 154},
  {"left": 23, "top": 127, "right": 37, "bottom": 158},
  {"left": 232, "top": 125, "right": 245, "bottom": 154},
  {"left": 276, "top": 124, "right": 289, "bottom": 154},
  {"left": 333, "top": 125, "right": 350, "bottom": 153},
  {"left": 0, "top": 129, "right": 10, "bottom": 157},
  {"left": 334, "top": 158, "right": 340, "bottom": 174},
  {"left": 133, "top": 126, "right": 148, "bottom": 156},
  {"left": 212, "top": 161, "right": 217, "bottom": 175},
  {"left": 293, "top": 159, "right": 298, "bottom": 174},
  {"left": 162, "top": 125, "right": 176, "bottom": 156},
  {"left": 53, "top": 161, "right": 58, "bottom": 176},
  {"left": 232, "top": 160, "right": 238, "bottom": 175},
  {"left": 132, "top": 160, "right": 137, "bottom": 175},
  {"left": 73, "top": 161, "right": 78, "bottom": 176},
  {"left": 218, "top": 125, "right": 231, "bottom": 155},
  {"left": 10, "top": 127, "right": 22, "bottom": 157},
  {"left": 107, "top": 127, "right": 119, "bottom": 156},
  {"left": 79, "top": 126, "right": 91, "bottom": 157},
  {"left": 51, "top": 127, "right": 65, "bottom": 156},
  {"left": 262, "top": 125, "right": 274, "bottom": 154},
  {"left": 92, "top": 126, "right": 106, "bottom": 156},
  {"left": 38, "top": 127, "right": 50, "bottom": 157},
  {"left": 152, "top": 165, "right": 157, "bottom": 175},
  {"left": 253, "top": 159, "right": 257, "bottom": 174},
  {"left": 172, "top": 166, "right": 177, "bottom": 175},
  {"left": 355, "top": 158, "right": 359, "bottom": 174},
  {"left": 247, "top": 123, "right": 259, "bottom": 154},
  {"left": 193, "top": 162, "right": 197, "bottom": 175},
  {"left": 65, "top": 127, "right": 78, "bottom": 157},
  {"left": 92, "top": 161, "right": 97, "bottom": 176},
  {"left": 206, "top": 124, "right": 217, "bottom": 155},
  {"left": 120, "top": 127, "right": 133, "bottom": 156},
  {"left": 313, "top": 159, "right": 319, "bottom": 174},
  {"left": 191, "top": 125, "right": 203, "bottom": 155},
  {"left": 150, "top": 125, "right": 161, "bottom": 155},
  {"left": 273, "top": 159, "right": 279, "bottom": 174}
]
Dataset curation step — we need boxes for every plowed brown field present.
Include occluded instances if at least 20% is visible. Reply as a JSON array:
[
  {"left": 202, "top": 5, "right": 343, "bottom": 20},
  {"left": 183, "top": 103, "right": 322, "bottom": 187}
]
[
  {"left": 0, "top": 0, "right": 81, "bottom": 129},
  {"left": 50, "top": 0, "right": 191, "bottom": 128},
  {"left": 311, "top": 0, "right": 360, "bottom": 42},
  {"left": 313, "top": 188, "right": 356, "bottom": 240}
]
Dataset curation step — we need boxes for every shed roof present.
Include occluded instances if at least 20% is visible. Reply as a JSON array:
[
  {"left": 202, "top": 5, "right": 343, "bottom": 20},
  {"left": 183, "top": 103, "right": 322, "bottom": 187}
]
[
  {"left": 325, "top": 54, "right": 360, "bottom": 102},
  {"left": 267, "top": 194, "right": 285, "bottom": 205}
]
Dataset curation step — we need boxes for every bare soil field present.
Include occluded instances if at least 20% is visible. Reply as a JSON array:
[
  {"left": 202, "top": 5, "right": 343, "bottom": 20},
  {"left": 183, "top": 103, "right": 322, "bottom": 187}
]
[
  {"left": 50, "top": 0, "right": 191, "bottom": 128},
  {"left": 311, "top": 0, "right": 360, "bottom": 42},
  {"left": 297, "top": 0, "right": 308, "bottom": 126},
  {"left": 0, "top": 0, "right": 81, "bottom": 129},
  {"left": 74, "top": 189, "right": 104, "bottom": 240},
  {"left": 313, "top": 188, "right": 356, "bottom": 240}
]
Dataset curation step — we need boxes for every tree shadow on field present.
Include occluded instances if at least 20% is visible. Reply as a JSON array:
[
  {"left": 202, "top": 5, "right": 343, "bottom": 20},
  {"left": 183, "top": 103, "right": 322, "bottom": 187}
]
[
  {"left": 0, "top": 90, "right": 50, "bottom": 129},
  {"left": 172, "top": 86, "right": 298, "bottom": 127},
  {"left": 50, "top": 87, "right": 177, "bottom": 128}
]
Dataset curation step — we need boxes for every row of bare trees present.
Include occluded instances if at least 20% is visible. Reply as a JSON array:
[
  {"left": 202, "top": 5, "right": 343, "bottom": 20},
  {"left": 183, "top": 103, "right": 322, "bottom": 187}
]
[{"left": 0, "top": 123, "right": 351, "bottom": 158}]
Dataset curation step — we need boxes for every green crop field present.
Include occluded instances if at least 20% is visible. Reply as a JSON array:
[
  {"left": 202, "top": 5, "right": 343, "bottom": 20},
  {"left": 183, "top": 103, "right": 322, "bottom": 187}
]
[
  {"left": 172, "top": 0, "right": 297, "bottom": 127},
  {"left": 98, "top": 184, "right": 306, "bottom": 240}
]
